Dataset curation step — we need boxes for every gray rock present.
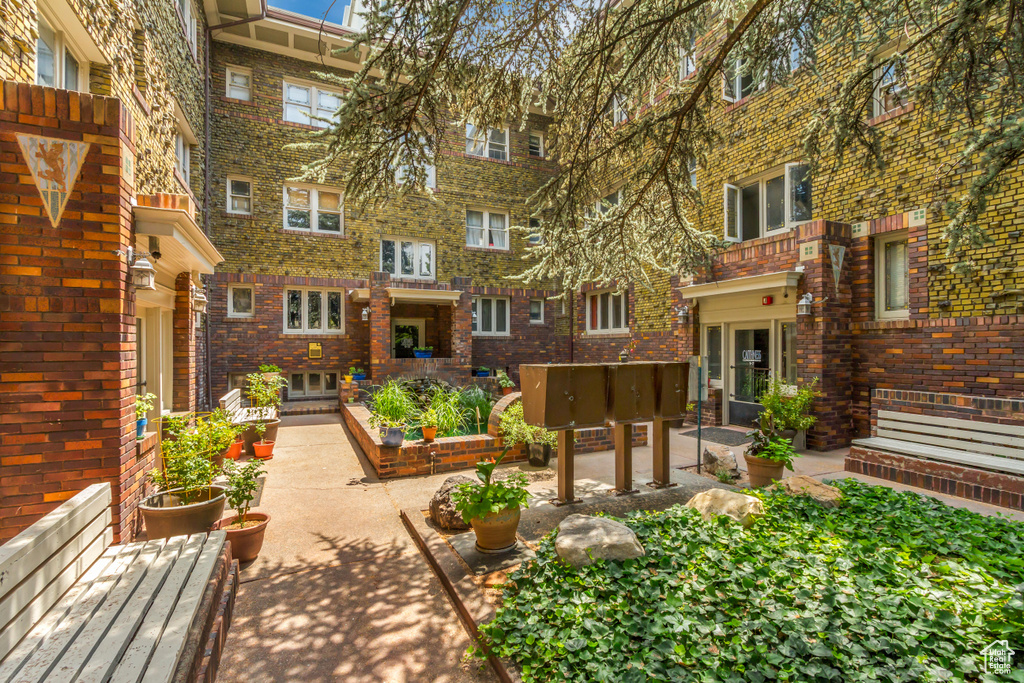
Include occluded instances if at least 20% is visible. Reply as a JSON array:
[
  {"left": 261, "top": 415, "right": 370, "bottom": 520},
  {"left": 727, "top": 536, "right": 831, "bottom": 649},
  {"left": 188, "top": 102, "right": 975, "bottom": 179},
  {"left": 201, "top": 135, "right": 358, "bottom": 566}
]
[
  {"left": 428, "top": 475, "right": 474, "bottom": 530},
  {"left": 768, "top": 475, "right": 843, "bottom": 508},
  {"left": 554, "top": 514, "right": 645, "bottom": 568},
  {"left": 703, "top": 445, "right": 739, "bottom": 478},
  {"left": 685, "top": 488, "right": 765, "bottom": 528}
]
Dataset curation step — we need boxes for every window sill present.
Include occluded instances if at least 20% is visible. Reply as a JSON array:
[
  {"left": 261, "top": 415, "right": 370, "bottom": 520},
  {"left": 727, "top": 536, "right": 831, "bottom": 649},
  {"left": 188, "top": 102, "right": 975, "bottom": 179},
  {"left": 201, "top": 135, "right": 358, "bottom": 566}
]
[
  {"left": 472, "top": 333, "right": 511, "bottom": 338},
  {"left": 225, "top": 211, "right": 253, "bottom": 219},
  {"left": 226, "top": 314, "right": 255, "bottom": 320},
  {"left": 464, "top": 245, "right": 512, "bottom": 254},
  {"left": 283, "top": 229, "right": 348, "bottom": 239},
  {"left": 585, "top": 330, "right": 630, "bottom": 338},
  {"left": 875, "top": 313, "right": 910, "bottom": 323},
  {"left": 222, "top": 95, "right": 254, "bottom": 105},
  {"left": 449, "top": 151, "right": 516, "bottom": 166},
  {"left": 530, "top": 320, "right": 545, "bottom": 325},
  {"left": 867, "top": 102, "right": 914, "bottom": 127},
  {"left": 282, "top": 331, "right": 347, "bottom": 337}
]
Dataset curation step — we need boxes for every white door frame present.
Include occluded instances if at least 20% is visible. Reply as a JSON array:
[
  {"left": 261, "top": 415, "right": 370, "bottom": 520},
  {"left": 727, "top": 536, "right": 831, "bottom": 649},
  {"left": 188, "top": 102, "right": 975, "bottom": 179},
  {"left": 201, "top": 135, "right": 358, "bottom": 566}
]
[
  {"left": 725, "top": 321, "right": 774, "bottom": 426},
  {"left": 391, "top": 317, "right": 426, "bottom": 358}
]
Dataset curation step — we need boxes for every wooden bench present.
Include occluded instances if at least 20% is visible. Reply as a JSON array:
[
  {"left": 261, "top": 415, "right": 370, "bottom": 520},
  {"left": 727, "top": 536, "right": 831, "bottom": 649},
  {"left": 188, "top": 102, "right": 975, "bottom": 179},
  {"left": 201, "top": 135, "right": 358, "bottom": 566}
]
[
  {"left": 0, "top": 484, "right": 237, "bottom": 683},
  {"left": 218, "top": 388, "right": 275, "bottom": 426},
  {"left": 852, "top": 410, "right": 1024, "bottom": 477}
]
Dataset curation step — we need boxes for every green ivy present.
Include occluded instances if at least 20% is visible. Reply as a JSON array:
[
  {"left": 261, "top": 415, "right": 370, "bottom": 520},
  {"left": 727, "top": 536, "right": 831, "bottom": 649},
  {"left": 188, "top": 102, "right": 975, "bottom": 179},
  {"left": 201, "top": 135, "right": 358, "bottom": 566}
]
[{"left": 477, "top": 481, "right": 1024, "bottom": 682}]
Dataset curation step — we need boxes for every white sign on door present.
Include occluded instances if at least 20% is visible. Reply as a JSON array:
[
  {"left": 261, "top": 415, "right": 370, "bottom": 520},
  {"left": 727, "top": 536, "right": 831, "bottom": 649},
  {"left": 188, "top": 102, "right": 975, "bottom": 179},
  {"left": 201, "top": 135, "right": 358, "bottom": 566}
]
[{"left": 742, "top": 349, "right": 762, "bottom": 363}]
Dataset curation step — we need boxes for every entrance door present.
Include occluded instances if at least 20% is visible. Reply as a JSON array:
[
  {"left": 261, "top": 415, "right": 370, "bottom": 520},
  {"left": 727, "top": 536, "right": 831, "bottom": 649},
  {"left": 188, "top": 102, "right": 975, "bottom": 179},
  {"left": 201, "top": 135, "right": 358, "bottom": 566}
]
[
  {"left": 392, "top": 318, "right": 425, "bottom": 358},
  {"left": 729, "top": 326, "right": 771, "bottom": 426}
]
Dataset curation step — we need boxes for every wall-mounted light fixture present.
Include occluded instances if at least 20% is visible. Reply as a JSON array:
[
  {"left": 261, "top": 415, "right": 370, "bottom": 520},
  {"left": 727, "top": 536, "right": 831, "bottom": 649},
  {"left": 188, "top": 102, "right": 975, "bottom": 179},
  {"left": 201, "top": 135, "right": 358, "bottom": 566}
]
[
  {"left": 192, "top": 285, "right": 208, "bottom": 314},
  {"left": 361, "top": 306, "right": 370, "bottom": 321},
  {"left": 796, "top": 293, "right": 828, "bottom": 316},
  {"left": 676, "top": 304, "right": 690, "bottom": 324},
  {"left": 130, "top": 249, "right": 157, "bottom": 290}
]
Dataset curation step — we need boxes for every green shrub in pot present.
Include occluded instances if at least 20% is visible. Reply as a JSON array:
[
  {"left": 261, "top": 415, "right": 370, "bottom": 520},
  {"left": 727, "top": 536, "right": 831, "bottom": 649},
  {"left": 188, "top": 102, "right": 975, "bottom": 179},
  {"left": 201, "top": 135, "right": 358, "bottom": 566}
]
[
  {"left": 758, "top": 376, "right": 820, "bottom": 433},
  {"left": 499, "top": 400, "right": 556, "bottom": 465},
  {"left": 452, "top": 453, "right": 530, "bottom": 551}
]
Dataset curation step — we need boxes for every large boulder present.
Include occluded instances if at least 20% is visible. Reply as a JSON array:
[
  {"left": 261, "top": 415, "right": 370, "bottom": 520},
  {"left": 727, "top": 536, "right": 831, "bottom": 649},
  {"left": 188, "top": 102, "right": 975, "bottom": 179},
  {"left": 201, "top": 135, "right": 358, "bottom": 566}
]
[
  {"left": 768, "top": 475, "right": 843, "bottom": 508},
  {"left": 554, "top": 514, "right": 645, "bottom": 568},
  {"left": 703, "top": 445, "right": 739, "bottom": 479},
  {"left": 428, "top": 475, "right": 474, "bottom": 530},
  {"left": 685, "top": 488, "right": 764, "bottom": 528}
]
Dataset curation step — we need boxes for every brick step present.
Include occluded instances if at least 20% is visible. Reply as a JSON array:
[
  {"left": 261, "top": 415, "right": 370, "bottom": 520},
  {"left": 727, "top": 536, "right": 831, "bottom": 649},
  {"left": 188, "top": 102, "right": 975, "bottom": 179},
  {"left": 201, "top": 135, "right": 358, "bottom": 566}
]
[{"left": 280, "top": 400, "right": 340, "bottom": 416}]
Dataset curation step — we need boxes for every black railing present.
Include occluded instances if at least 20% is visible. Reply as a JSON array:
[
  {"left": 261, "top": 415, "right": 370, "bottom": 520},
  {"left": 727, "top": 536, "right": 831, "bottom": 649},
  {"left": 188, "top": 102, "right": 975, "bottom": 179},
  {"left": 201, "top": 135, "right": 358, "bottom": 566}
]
[{"left": 731, "top": 365, "right": 771, "bottom": 403}]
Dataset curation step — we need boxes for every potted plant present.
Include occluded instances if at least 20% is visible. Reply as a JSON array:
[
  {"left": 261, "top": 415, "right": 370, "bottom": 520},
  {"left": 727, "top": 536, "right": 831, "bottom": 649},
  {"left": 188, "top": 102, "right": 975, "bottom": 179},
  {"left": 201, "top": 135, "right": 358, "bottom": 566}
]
[
  {"left": 371, "top": 415, "right": 407, "bottom": 446},
  {"left": 475, "top": 366, "right": 490, "bottom": 378},
  {"left": 343, "top": 371, "right": 354, "bottom": 383},
  {"left": 141, "top": 439, "right": 225, "bottom": 539},
  {"left": 496, "top": 369, "right": 516, "bottom": 395},
  {"left": 252, "top": 420, "right": 275, "bottom": 460},
  {"left": 758, "top": 376, "right": 820, "bottom": 451},
  {"left": 259, "top": 363, "right": 283, "bottom": 381},
  {"left": 135, "top": 392, "right": 156, "bottom": 440},
  {"left": 243, "top": 372, "right": 284, "bottom": 456},
  {"left": 452, "top": 453, "right": 529, "bottom": 553},
  {"left": 207, "top": 408, "right": 244, "bottom": 464},
  {"left": 419, "top": 407, "right": 439, "bottom": 441},
  {"left": 499, "top": 399, "right": 557, "bottom": 467},
  {"left": 413, "top": 346, "right": 434, "bottom": 359},
  {"left": 743, "top": 410, "right": 798, "bottom": 487},
  {"left": 216, "top": 458, "right": 270, "bottom": 562},
  {"left": 350, "top": 366, "right": 367, "bottom": 381}
]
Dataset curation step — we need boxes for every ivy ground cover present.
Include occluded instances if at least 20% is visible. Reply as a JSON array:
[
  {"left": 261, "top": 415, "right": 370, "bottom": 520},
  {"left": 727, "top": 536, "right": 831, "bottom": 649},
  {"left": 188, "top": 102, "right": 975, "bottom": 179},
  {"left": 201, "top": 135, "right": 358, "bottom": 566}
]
[{"left": 479, "top": 481, "right": 1024, "bottom": 682}]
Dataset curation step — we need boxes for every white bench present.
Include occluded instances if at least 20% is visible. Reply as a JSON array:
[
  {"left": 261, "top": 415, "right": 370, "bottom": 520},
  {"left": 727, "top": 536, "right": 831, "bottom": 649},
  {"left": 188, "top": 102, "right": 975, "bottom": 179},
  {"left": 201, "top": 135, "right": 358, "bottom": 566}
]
[
  {"left": 852, "top": 409, "right": 1024, "bottom": 477},
  {"left": 0, "top": 484, "right": 237, "bottom": 683},
  {"left": 218, "top": 388, "right": 275, "bottom": 425}
]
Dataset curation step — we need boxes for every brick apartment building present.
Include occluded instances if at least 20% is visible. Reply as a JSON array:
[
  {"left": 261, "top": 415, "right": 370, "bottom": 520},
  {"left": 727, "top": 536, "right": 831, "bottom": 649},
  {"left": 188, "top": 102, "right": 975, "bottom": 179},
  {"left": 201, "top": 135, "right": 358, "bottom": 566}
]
[{"left": 2, "top": 0, "right": 1023, "bottom": 541}]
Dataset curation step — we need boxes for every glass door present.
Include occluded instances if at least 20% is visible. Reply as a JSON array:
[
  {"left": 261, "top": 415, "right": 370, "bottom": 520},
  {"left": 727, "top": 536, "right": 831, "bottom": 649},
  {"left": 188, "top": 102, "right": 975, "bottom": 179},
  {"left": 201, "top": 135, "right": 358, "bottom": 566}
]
[
  {"left": 391, "top": 318, "right": 424, "bottom": 358},
  {"left": 729, "top": 326, "right": 771, "bottom": 426}
]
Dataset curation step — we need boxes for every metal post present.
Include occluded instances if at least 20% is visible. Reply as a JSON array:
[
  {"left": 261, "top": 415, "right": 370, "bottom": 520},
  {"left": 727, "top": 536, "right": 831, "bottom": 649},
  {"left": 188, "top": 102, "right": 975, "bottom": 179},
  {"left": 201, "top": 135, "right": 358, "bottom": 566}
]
[
  {"left": 696, "top": 356, "right": 703, "bottom": 474},
  {"left": 556, "top": 428, "right": 575, "bottom": 504},
  {"left": 613, "top": 423, "right": 635, "bottom": 494}
]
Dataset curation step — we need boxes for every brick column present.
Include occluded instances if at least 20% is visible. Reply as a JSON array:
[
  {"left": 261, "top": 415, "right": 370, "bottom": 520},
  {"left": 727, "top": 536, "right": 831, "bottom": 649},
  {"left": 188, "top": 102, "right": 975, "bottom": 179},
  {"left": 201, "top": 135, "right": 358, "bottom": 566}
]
[
  {"left": 172, "top": 272, "right": 197, "bottom": 412},
  {"left": 451, "top": 276, "right": 473, "bottom": 374},
  {"left": 369, "top": 271, "right": 391, "bottom": 380}
]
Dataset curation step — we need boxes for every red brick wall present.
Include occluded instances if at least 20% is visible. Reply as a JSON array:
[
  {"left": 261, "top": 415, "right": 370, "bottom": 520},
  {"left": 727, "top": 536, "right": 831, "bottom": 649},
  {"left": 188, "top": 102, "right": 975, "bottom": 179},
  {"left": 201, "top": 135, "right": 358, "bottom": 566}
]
[
  {"left": 173, "top": 272, "right": 196, "bottom": 412},
  {"left": 0, "top": 81, "right": 138, "bottom": 542}
]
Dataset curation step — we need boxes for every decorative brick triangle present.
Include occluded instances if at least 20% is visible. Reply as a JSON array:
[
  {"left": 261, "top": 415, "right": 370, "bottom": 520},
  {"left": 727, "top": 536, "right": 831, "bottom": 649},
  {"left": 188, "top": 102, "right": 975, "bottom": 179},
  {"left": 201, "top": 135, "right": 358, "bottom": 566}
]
[{"left": 16, "top": 134, "right": 91, "bottom": 228}]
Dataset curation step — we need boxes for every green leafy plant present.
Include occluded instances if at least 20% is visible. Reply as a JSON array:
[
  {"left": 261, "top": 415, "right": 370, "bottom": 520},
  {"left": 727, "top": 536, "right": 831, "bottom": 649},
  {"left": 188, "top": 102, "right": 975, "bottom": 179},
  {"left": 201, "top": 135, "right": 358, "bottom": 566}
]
[
  {"left": 254, "top": 420, "right": 270, "bottom": 444},
  {"left": 369, "top": 415, "right": 407, "bottom": 430},
  {"left": 418, "top": 407, "right": 439, "bottom": 429},
  {"left": 459, "top": 385, "right": 494, "bottom": 433},
  {"left": 716, "top": 469, "right": 733, "bottom": 484},
  {"left": 223, "top": 458, "right": 266, "bottom": 528},
  {"left": 758, "top": 376, "right": 821, "bottom": 433},
  {"left": 451, "top": 453, "right": 530, "bottom": 524},
  {"left": 425, "top": 385, "right": 469, "bottom": 435},
  {"left": 246, "top": 372, "right": 285, "bottom": 409},
  {"left": 476, "top": 366, "right": 490, "bottom": 375},
  {"left": 413, "top": 346, "right": 434, "bottom": 351},
  {"left": 135, "top": 392, "right": 156, "bottom": 419},
  {"left": 349, "top": 366, "right": 365, "bottom": 375},
  {"left": 258, "top": 363, "right": 282, "bottom": 373},
  {"left": 759, "top": 436, "right": 797, "bottom": 470},
  {"left": 150, "top": 412, "right": 235, "bottom": 504},
  {"left": 475, "top": 481, "right": 1024, "bottom": 681},
  {"left": 745, "top": 408, "right": 782, "bottom": 458},
  {"left": 499, "top": 400, "right": 556, "bottom": 450},
  {"left": 496, "top": 369, "right": 515, "bottom": 389},
  {"left": 368, "top": 378, "right": 418, "bottom": 427}
]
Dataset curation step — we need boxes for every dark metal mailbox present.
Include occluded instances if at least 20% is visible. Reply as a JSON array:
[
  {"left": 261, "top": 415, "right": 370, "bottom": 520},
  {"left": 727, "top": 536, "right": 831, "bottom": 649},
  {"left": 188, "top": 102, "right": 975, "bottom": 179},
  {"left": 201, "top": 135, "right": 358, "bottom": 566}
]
[
  {"left": 520, "top": 364, "right": 609, "bottom": 430},
  {"left": 605, "top": 363, "right": 656, "bottom": 424},
  {"left": 654, "top": 361, "right": 690, "bottom": 419}
]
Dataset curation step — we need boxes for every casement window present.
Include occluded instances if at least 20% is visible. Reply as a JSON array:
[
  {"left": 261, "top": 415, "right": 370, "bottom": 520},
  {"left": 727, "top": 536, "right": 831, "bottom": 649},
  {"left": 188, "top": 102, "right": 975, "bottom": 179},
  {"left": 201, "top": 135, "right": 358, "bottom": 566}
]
[
  {"left": 528, "top": 218, "right": 543, "bottom": 245},
  {"left": 875, "top": 231, "right": 909, "bottom": 319},
  {"left": 226, "top": 66, "right": 252, "bottom": 100},
  {"left": 528, "top": 131, "right": 544, "bottom": 157},
  {"left": 36, "top": 15, "right": 86, "bottom": 91},
  {"left": 688, "top": 157, "right": 698, "bottom": 189},
  {"left": 705, "top": 325, "right": 723, "bottom": 381},
  {"left": 594, "top": 189, "right": 621, "bottom": 215},
  {"left": 289, "top": 371, "right": 338, "bottom": 397},
  {"left": 465, "top": 209, "right": 509, "bottom": 250},
  {"left": 283, "top": 81, "right": 342, "bottom": 128},
  {"left": 380, "top": 237, "right": 435, "bottom": 279},
  {"left": 723, "top": 163, "right": 811, "bottom": 242},
  {"left": 723, "top": 58, "right": 760, "bottom": 102},
  {"left": 226, "top": 177, "right": 252, "bottom": 215},
  {"left": 283, "top": 185, "right": 343, "bottom": 233},
  {"left": 284, "top": 288, "right": 344, "bottom": 334},
  {"left": 679, "top": 36, "right": 696, "bottom": 78},
  {"left": 176, "top": 0, "right": 197, "bottom": 54},
  {"left": 394, "top": 137, "right": 436, "bottom": 189},
  {"left": 228, "top": 284, "right": 254, "bottom": 318},
  {"left": 586, "top": 289, "right": 629, "bottom": 334},
  {"left": 873, "top": 54, "right": 909, "bottom": 118},
  {"left": 227, "top": 373, "right": 248, "bottom": 390},
  {"left": 472, "top": 296, "right": 510, "bottom": 336},
  {"left": 789, "top": 20, "right": 814, "bottom": 71},
  {"left": 174, "top": 130, "right": 191, "bottom": 183},
  {"left": 605, "top": 94, "right": 628, "bottom": 125},
  {"left": 465, "top": 124, "right": 508, "bottom": 160},
  {"left": 529, "top": 298, "right": 544, "bottom": 323}
]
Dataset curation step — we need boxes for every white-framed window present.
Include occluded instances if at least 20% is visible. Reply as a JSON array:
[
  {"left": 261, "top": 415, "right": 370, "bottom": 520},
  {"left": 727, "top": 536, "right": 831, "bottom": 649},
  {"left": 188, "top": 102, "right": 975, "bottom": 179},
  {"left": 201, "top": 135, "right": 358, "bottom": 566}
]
[
  {"left": 381, "top": 237, "right": 435, "bottom": 279},
  {"left": 465, "top": 124, "right": 508, "bottom": 160},
  {"left": 466, "top": 209, "right": 509, "bottom": 250},
  {"left": 472, "top": 296, "right": 510, "bottom": 336},
  {"left": 723, "top": 163, "right": 811, "bottom": 242},
  {"left": 594, "top": 189, "right": 621, "bottom": 215},
  {"left": 176, "top": 0, "right": 197, "bottom": 55},
  {"left": 283, "top": 184, "right": 343, "bottom": 233},
  {"left": 873, "top": 54, "right": 909, "bottom": 118},
  {"left": 394, "top": 137, "right": 436, "bottom": 189},
  {"left": 528, "top": 131, "right": 544, "bottom": 157},
  {"left": 283, "top": 80, "right": 342, "bottom": 128},
  {"left": 226, "top": 66, "right": 252, "bottom": 101},
  {"left": 723, "top": 58, "right": 761, "bottom": 102},
  {"left": 290, "top": 371, "right": 338, "bottom": 397},
  {"left": 605, "top": 93, "right": 628, "bottom": 125},
  {"left": 226, "top": 176, "right": 252, "bottom": 215},
  {"left": 528, "top": 218, "right": 543, "bottom": 245},
  {"left": 586, "top": 289, "right": 629, "bottom": 334},
  {"left": 284, "top": 288, "right": 344, "bottom": 334},
  {"left": 679, "top": 36, "right": 696, "bottom": 78},
  {"left": 704, "top": 325, "right": 723, "bottom": 382},
  {"left": 174, "top": 130, "right": 191, "bottom": 184},
  {"left": 529, "top": 298, "right": 544, "bottom": 324},
  {"left": 688, "top": 157, "right": 698, "bottom": 189},
  {"left": 875, "top": 231, "right": 909, "bottom": 320},
  {"left": 228, "top": 284, "right": 254, "bottom": 318},
  {"left": 36, "top": 14, "right": 87, "bottom": 91}
]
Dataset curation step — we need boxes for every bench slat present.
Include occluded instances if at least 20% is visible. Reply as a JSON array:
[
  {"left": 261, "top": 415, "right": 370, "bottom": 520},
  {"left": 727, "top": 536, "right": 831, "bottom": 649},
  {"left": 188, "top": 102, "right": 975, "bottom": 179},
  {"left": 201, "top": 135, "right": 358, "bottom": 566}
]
[
  {"left": 877, "top": 417, "right": 1024, "bottom": 451},
  {"left": 76, "top": 537, "right": 188, "bottom": 683},
  {"left": 877, "top": 410, "right": 1024, "bottom": 438},
  {"left": 108, "top": 535, "right": 206, "bottom": 683},
  {"left": 139, "top": 532, "right": 226, "bottom": 683},
  {"left": 10, "top": 543, "right": 144, "bottom": 683},
  {"left": 876, "top": 426, "right": 1024, "bottom": 461},
  {"left": 0, "top": 528, "right": 112, "bottom": 679},
  {"left": 219, "top": 389, "right": 242, "bottom": 414},
  {"left": 47, "top": 540, "right": 167, "bottom": 683},
  {"left": 853, "top": 437, "right": 1024, "bottom": 476}
]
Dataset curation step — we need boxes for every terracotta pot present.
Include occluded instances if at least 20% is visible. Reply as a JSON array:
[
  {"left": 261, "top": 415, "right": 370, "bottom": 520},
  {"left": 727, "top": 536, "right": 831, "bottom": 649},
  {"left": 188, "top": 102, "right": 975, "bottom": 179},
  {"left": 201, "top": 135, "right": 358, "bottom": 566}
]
[
  {"left": 421, "top": 426, "right": 437, "bottom": 441},
  {"left": 470, "top": 506, "right": 521, "bottom": 553},
  {"left": 243, "top": 419, "right": 281, "bottom": 457},
  {"left": 253, "top": 440, "right": 275, "bottom": 460},
  {"left": 140, "top": 485, "right": 226, "bottom": 540},
  {"left": 744, "top": 453, "right": 786, "bottom": 488},
  {"left": 216, "top": 512, "right": 270, "bottom": 562},
  {"left": 502, "top": 387, "right": 514, "bottom": 396},
  {"left": 224, "top": 438, "right": 243, "bottom": 461}
]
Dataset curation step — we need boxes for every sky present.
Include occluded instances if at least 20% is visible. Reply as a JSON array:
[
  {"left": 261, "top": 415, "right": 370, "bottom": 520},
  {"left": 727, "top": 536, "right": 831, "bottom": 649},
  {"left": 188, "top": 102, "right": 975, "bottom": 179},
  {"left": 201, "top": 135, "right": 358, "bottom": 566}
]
[{"left": 270, "top": 0, "right": 351, "bottom": 24}]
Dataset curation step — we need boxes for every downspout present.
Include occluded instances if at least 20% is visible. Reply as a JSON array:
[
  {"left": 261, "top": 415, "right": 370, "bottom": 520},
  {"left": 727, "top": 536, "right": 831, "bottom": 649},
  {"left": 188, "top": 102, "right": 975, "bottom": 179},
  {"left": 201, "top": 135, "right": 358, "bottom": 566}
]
[{"left": 202, "top": 0, "right": 268, "bottom": 410}]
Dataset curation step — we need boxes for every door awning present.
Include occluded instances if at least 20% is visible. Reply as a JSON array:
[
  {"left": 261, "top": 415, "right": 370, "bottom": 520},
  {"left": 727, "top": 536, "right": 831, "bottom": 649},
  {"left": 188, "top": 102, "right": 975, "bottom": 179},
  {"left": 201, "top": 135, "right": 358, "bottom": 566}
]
[
  {"left": 134, "top": 204, "right": 224, "bottom": 275},
  {"left": 347, "top": 287, "right": 463, "bottom": 305},
  {"left": 679, "top": 271, "right": 803, "bottom": 299}
]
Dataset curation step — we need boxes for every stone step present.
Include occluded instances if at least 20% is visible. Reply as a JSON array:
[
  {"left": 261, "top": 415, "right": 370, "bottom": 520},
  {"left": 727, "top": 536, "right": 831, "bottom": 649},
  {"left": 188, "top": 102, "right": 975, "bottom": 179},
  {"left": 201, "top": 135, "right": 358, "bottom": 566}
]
[{"left": 280, "top": 400, "right": 339, "bottom": 416}]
